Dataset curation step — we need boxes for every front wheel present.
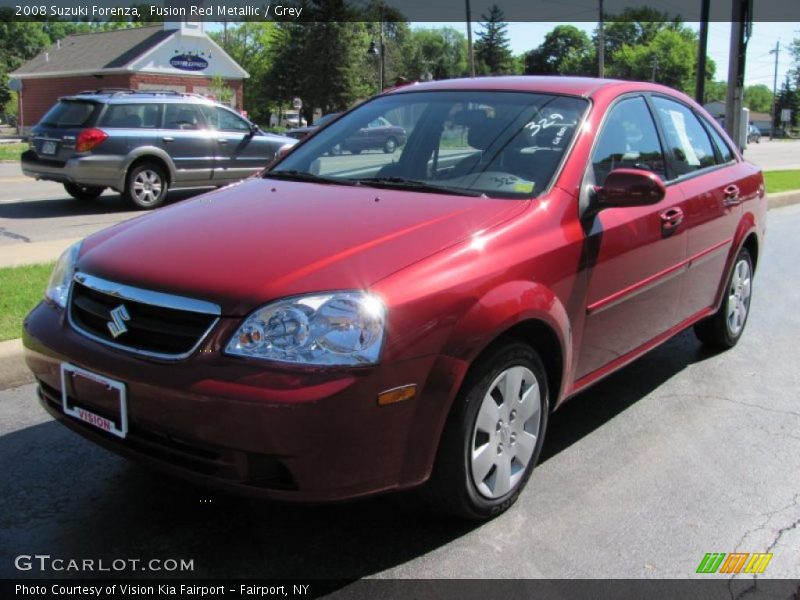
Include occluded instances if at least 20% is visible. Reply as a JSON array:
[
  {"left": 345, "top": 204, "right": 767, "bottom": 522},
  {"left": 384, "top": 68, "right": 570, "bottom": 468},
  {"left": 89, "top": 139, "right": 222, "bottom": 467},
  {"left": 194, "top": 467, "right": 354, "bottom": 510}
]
[
  {"left": 383, "top": 137, "right": 397, "bottom": 154},
  {"left": 63, "top": 182, "right": 104, "bottom": 201},
  {"left": 694, "top": 247, "right": 753, "bottom": 350},
  {"left": 123, "top": 162, "right": 168, "bottom": 209},
  {"left": 424, "top": 342, "right": 549, "bottom": 520}
]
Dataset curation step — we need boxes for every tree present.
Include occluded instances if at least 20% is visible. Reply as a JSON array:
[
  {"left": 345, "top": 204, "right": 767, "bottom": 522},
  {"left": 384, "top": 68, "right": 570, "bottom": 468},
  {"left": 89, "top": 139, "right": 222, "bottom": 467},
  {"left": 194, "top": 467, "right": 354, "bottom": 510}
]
[
  {"left": 209, "top": 22, "right": 278, "bottom": 124},
  {"left": 402, "top": 28, "right": 468, "bottom": 80},
  {"left": 608, "top": 28, "right": 697, "bottom": 91},
  {"left": 743, "top": 84, "right": 773, "bottom": 114},
  {"left": 524, "top": 25, "right": 595, "bottom": 76},
  {"left": 704, "top": 80, "right": 727, "bottom": 104},
  {"left": 473, "top": 4, "right": 513, "bottom": 75}
]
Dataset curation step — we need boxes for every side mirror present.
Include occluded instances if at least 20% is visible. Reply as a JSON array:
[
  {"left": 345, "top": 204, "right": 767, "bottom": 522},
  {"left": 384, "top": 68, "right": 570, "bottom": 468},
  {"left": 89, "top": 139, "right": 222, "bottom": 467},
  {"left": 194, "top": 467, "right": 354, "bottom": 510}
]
[
  {"left": 249, "top": 122, "right": 260, "bottom": 135},
  {"left": 595, "top": 169, "right": 666, "bottom": 208}
]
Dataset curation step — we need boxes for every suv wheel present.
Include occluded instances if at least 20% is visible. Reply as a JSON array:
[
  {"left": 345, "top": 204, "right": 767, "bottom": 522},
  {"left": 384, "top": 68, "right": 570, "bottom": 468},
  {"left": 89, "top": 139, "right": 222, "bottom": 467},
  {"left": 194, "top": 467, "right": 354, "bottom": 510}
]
[
  {"left": 124, "top": 162, "right": 168, "bottom": 209},
  {"left": 694, "top": 247, "right": 753, "bottom": 350},
  {"left": 63, "top": 183, "right": 104, "bottom": 201},
  {"left": 383, "top": 137, "right": 397, "bottom": 154},
  {"left": 424, "top": 342, "right": 549, "bottom": 520}
]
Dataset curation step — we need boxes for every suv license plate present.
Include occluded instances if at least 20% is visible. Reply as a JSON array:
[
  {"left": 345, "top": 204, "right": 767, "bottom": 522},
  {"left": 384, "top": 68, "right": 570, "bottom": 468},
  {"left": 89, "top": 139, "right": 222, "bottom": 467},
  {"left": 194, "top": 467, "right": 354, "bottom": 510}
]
[
  {"left": 41, "top": 141, "right": 57, "bottom": 155},
  {"left": 60, "top": 363, "right": 128, "bottom": 439}
]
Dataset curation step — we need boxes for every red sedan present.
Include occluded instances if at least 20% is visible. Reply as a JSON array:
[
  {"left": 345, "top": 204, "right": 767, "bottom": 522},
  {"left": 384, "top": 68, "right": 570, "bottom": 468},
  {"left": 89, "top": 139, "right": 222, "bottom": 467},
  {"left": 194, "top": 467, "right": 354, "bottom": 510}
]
[{"left": 23, "top": 77, "right": 765, "bottom": 520}]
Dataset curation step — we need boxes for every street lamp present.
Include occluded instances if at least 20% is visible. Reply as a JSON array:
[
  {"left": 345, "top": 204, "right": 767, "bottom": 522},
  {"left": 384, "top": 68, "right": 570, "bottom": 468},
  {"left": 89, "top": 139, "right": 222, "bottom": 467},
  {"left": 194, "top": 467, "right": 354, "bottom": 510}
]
[{"left": 368, "top": 40, "right": 383, "bottom": 94}]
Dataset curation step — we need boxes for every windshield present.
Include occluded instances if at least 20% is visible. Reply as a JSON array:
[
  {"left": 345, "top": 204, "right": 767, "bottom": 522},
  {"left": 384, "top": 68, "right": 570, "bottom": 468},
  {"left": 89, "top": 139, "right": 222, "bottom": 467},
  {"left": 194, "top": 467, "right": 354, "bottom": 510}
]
[
  {"left": 269, "top": 90, "right": 587, "bottom": 199},
  {"left": 40, "top": 100, "right": 99, "bottom": 128}
]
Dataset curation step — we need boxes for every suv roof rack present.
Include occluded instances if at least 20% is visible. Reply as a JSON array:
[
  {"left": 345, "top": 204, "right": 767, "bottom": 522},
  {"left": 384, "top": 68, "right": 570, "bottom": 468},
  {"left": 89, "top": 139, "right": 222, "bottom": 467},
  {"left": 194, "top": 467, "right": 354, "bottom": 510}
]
[{"left": 74, "top": 89, "right": 193, "bottom": 98}]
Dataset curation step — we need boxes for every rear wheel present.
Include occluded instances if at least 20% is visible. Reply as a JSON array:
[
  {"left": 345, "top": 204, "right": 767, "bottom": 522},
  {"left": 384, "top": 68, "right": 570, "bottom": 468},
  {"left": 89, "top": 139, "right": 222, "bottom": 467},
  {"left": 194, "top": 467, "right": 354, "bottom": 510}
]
[
  {"left": 63, "top": 182, "right": 104, "bottom": 201},
  {"left": 424, "top": 342, "right": 549, "bottom": 520},
  {"left": 694, "top": 248, "right": 753, "bottom": 350},
  {"left": 123, "top": 162, "right": 168, "bottom": 209},
  {"left": 383, "top": 137, "right": 397, "bottom": 154}
]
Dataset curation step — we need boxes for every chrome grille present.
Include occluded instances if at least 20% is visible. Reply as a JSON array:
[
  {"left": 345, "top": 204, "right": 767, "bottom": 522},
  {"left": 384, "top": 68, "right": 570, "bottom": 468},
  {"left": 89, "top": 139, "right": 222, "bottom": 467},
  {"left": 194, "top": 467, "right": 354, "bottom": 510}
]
[{"left": 68, "top": 273, "right": 220, "bottom": 360}]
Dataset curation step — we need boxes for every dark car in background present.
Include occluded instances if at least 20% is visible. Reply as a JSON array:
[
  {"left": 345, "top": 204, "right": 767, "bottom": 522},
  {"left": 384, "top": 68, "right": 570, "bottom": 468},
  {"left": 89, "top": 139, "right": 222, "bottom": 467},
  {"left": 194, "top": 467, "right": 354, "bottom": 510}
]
[
  {"left": 285, "top": 112, "right": 340, "bottom": 140},
  {"left": 330, "top": 116, "right": 407, "bottom": 155},
  {"left": 21, "top": 90, "right": 295, "bottom": 209}
]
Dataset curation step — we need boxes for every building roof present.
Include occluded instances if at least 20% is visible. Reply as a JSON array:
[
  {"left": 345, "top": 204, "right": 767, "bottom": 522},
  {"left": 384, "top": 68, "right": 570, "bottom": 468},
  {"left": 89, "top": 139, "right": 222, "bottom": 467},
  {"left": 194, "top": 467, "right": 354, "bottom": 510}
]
[{"left": 12, "top": 26, "right": 176, "bottom": 77}]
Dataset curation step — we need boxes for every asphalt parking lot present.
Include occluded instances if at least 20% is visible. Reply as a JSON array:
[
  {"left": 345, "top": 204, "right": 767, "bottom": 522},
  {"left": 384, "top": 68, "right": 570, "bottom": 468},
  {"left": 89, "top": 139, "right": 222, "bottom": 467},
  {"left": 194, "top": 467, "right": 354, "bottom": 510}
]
[{"left": 1, "top": 202, "right": 799, "bottom": 582}]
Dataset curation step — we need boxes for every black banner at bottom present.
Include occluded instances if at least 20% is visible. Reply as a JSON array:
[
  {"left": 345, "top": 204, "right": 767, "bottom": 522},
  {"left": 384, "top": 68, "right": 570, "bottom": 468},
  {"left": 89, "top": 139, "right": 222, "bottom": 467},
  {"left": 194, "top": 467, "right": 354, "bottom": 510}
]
[{"left": 5, "top": 579, "right": 800, "bottom": 600}]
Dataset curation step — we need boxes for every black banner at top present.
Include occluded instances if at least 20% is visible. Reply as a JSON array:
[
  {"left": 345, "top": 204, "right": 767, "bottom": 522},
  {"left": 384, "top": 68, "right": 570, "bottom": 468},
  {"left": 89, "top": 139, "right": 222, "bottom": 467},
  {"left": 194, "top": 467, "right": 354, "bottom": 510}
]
[{"left": 1, "top": 0, "right": 800, "bottom": 22}]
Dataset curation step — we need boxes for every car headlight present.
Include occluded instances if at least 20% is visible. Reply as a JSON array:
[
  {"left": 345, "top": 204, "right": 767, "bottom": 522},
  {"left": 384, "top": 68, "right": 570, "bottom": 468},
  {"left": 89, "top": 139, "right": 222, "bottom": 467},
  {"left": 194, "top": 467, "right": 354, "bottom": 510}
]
[
  {"left": 45, "top": 241, "right": 81, "bottom": 308},
  {"left": 225, "top": 292, "right": 386, "bottom": 366}
]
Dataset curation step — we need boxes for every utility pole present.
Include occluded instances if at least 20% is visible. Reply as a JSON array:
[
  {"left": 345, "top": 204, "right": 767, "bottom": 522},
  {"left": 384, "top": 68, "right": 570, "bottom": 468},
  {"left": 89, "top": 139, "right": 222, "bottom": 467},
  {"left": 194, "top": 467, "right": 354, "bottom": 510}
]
[
  {"left": 770, "top": 40, "right": 780, "bottom": 139},
  {"left": 466, "top": 0, "right": 475, "bottom": 77},
  {"left": 694, "top": 0, "right": 710, "bottom": 103},
  {"left": 725, "top": 0, "right": 751, "bottom": 149},
  {"left": 598, "top": 0, "right": 605, "bottom": 78},
  {"left": 379, "top": 3, "right": 385, "bottom": 92}
]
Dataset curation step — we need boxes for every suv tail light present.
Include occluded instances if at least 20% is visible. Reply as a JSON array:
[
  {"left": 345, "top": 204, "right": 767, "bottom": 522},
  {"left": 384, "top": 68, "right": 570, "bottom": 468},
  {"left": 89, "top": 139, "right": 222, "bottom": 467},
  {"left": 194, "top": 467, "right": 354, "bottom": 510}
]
[{"left": 76, "top": 128, "right": 108, "bottom": 153}]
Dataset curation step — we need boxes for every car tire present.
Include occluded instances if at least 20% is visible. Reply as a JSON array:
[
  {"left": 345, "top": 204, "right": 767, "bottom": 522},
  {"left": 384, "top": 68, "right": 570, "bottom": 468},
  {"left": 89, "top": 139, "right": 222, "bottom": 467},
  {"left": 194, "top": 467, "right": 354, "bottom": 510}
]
[
  {"left": 123, "top": 162, "right": 168, "bottom": 210},
  {"left": 63, "top": 182, "right": 104, "bottom": 201},
  {"left": 383, "top": 137, "right": 397, "bottom": 154},
  {"left": 350, "top": 148, "right": 362, "bottom": 155},
  {"left": 423, "top": 341, "right": 549, "bottom": 520},
  {"left": 694, "top": 247, "right": 753, "bottom": 350}
]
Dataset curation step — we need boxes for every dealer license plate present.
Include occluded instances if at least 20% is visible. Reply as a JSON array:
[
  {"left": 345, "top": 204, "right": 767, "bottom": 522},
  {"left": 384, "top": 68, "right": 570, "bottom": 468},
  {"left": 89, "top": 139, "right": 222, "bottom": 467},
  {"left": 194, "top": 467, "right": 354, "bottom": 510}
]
[
  {"left": 41, "top": 140, "right": 57, "bottom": 155},
  {"left": 60, "top": 363, "right": 128, "bottom": 439}
]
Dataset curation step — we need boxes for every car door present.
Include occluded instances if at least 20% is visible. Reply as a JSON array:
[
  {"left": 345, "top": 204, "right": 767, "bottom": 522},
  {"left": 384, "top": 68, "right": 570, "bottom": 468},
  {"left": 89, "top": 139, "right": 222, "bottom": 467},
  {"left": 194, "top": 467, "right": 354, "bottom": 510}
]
[
  {"left": 203, "top": 105, "right": 273, "bottom": 183},
  {"left": 649, "top": 96, "right": 750, "bottom": 322},
  {"left": 160, "top": 103, "right": 214, "bottom": 185},
  {"left": 577, "top": 95, "right": 689, "bottom": 379}
]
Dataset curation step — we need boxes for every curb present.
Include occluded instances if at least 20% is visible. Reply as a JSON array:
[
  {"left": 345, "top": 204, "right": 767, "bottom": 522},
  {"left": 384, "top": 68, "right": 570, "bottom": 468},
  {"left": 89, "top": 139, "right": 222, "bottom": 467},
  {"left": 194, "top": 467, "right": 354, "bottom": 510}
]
[
  {"left": 767, "top": 190, "right": 800, "bottom": 210},
  {"left": 0, "top": 339, "right": 33, "bottom": 391},
  {"left": 0, "top": 190, "right": 799, "bottom": 392}
]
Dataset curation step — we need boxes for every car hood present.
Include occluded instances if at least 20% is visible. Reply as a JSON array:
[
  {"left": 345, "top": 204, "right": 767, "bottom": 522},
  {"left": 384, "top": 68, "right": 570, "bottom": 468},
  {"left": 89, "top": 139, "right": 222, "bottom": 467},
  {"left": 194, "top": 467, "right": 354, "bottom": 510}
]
[{"left": 79, "top": 178, "right": 526, "bottom": 315}]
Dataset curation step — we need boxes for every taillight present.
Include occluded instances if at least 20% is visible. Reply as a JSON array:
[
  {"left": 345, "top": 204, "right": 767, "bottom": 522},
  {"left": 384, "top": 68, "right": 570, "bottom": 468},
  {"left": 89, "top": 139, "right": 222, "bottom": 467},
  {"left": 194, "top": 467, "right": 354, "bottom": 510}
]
[{"left": 75, "top": 128, "right": 108, "bottom": 153}]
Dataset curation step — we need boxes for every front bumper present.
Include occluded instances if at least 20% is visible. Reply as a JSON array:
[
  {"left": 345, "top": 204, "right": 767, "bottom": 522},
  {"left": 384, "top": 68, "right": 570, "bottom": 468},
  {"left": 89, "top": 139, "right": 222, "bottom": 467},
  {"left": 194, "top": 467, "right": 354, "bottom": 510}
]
[
  {"left": 23, "top": 300, "right": 468, "bottom": 502},
  {"left": 21, "top": 150, "right": 126, "bottom": 190}
]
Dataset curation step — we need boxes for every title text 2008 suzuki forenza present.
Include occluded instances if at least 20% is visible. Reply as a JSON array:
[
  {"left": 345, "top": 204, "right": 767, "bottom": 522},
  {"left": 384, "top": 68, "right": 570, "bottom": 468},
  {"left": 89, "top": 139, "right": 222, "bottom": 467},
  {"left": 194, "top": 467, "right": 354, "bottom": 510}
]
[{"left": 23, "top": 77, "right": 765, "bottom": 519}]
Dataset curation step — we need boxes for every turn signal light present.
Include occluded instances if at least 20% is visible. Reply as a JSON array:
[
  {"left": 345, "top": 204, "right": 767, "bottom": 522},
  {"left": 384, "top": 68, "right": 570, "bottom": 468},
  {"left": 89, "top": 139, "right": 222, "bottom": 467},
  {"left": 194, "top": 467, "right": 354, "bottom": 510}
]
[
  {"left": 377, "top": 384, "right": 417, "bottom": 406},
  {"left": 76, "top": 128, "right": 109, "bottom": 153}
]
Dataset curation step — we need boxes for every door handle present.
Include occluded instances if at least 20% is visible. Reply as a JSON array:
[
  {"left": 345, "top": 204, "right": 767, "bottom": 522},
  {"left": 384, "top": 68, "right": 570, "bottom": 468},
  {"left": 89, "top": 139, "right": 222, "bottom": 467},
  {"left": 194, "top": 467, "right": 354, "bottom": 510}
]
[
  {"left": 217, "top": 138, "right": 229, "bottom": 144},
  {"left": 161, "top": 137, "right": 174, "bottom": 143},
  {"left": 660, "top": 207, "right": 684, "bottom": 233},
  {"left": 723, "top": 184, "right": 742, "bottom": 206}
]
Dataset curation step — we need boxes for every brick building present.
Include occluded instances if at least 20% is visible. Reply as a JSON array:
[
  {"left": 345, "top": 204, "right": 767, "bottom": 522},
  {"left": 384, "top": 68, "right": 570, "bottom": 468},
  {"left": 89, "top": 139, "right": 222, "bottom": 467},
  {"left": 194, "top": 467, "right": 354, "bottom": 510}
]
[{"left": 10, "top": 22, "right": 249, "bottom": 132}]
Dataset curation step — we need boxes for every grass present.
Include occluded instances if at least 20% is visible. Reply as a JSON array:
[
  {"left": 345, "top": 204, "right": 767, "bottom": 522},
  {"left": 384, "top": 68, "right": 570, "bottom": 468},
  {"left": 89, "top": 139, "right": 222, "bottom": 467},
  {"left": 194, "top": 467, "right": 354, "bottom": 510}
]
[
  {"left": 0, "top": 142, "right": 26, "bottom": 161},
  {"left": 0, "top": 262, "right": 54, "bottom": 342},
  {"left": 763, "top": 170, "right": 800, "bottom": 194}
]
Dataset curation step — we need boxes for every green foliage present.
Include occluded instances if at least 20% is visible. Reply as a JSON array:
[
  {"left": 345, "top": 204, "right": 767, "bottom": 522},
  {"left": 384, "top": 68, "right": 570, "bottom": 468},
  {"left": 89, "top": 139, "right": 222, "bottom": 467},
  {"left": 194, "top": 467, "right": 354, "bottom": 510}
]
[
  {"left": 474, "top": 4, "right": 513, "bottom": 75},
  {"left": 704, "top": 80, "right": 727, "bottom": 103},
  {"left": 524, "top": 25, "right": 595, "bottom": 76},
  {"left": 209, "top": 22, "right": 277, "bottom": 123},
  {"left": 403, "top": 28, "right": 468, "bottom": 80},
  {"left": 743, "top": 84, "right": 773, "bottom": 114}
]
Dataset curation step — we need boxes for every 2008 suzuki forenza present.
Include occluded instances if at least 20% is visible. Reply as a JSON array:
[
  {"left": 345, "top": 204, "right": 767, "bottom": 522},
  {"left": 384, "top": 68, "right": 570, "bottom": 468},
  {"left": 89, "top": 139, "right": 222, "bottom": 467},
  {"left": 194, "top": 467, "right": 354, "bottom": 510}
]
[{"left": 23, "top": 77, "right": 765, "bottom": 519}]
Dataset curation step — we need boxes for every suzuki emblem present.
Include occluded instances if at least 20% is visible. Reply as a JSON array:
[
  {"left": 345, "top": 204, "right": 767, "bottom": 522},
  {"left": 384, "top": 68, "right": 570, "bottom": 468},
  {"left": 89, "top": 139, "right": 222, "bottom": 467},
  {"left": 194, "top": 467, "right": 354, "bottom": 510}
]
[{"left": 107, "top": 304, "right": 131, "bottom": 339}]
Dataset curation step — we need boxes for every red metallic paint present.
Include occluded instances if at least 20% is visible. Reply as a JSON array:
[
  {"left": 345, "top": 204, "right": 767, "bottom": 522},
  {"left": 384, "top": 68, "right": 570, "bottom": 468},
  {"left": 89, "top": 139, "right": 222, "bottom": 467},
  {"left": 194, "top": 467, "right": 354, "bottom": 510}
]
[{"left": 23, "top": 77, "right": 767, "bottom": 502}]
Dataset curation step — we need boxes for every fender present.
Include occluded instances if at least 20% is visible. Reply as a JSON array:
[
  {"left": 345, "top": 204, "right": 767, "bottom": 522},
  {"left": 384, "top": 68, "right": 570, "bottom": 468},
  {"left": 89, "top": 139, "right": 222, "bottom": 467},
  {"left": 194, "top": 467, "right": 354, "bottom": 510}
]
[
  {"left": 397, "top": 280, "right": 573, "bottom": 489},
  {"left": 711, "top": 211, "right": 761, "bottom": 313},
  {"left": 117, "top": 146, "right": 177, "bottom": 191}
]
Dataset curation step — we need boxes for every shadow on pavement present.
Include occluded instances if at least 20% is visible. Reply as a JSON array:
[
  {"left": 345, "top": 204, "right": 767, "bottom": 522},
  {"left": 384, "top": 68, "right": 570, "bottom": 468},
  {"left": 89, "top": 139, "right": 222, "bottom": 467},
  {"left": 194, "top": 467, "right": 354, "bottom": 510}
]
[
  {"left": 0, "top": 330, "right": 720, "bottom": 580},
  {"left": 541, "top": 329, "right": 717, "bottom": 462},
  {"left": 0, "top": 189, "right": 209, "bottom": 219}
]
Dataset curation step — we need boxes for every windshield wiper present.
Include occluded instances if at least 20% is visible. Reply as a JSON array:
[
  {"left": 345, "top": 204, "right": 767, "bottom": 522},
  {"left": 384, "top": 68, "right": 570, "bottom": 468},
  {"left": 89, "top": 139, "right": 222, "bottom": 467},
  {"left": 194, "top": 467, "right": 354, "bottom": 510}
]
[
  {"left": 356, "top": 177, "right": 486, "bottom": 197},
  {"left": 264, "top": 170, "right": 358, "bottom": 186}
]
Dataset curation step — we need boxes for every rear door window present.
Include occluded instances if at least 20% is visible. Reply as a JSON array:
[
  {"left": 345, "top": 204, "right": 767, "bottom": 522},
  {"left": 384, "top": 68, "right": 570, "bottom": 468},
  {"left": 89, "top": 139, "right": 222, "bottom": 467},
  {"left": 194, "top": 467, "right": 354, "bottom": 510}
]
[
  {"left": 39, "top": 101, "right": 99, "bottom": 128},
  {"left": 702, "top": 118, "right": 735, "bottom": 164},
  {"left": 163, "top": 104, "right": 206, "bottom": 130},
  {"left": 99, "top": 104, "right": 161, "bottom": 129}
]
